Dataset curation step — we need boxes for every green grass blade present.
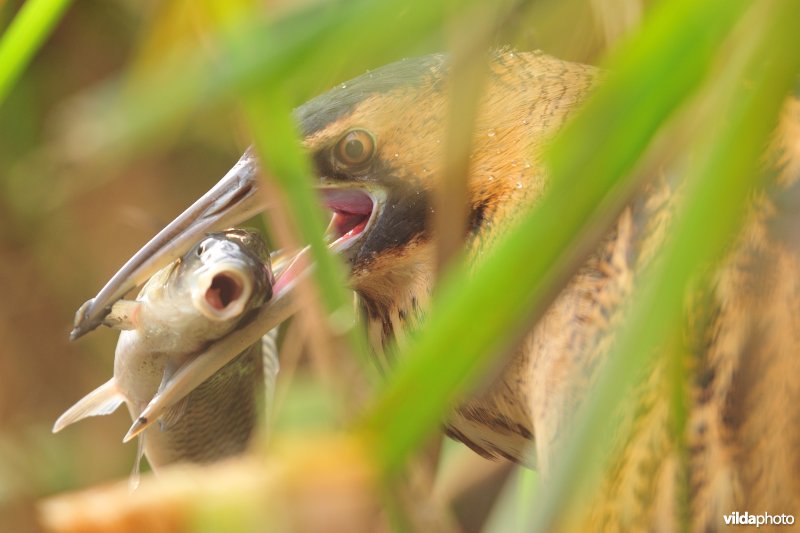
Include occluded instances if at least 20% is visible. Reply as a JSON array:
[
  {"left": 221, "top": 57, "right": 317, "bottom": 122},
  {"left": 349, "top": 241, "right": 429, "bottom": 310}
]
[
  {"left": 242, "top": 89, "right": 373, "bottom": 368},
  {"left": 0, "top": 0, "right": 72, "bottom": 107},
  {"left": 212, "top": 11, "right": 371, "bottom": 367},
  {"left": 361, "top": 0, "right": 751, "bottom": 474}
]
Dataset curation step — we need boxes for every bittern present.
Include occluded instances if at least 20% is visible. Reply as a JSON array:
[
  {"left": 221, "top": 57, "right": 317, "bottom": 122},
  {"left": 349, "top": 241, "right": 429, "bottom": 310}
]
[{"left": 69, "top": 51, "right": 800, "bottom": 530}]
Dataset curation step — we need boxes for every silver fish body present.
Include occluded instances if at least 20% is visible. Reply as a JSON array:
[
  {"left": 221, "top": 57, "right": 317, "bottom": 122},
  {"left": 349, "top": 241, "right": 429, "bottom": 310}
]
[
  {"left": 139, "top": 337, "right": 269, "bottom": 467},
  {"left": 54, "top": 229, "right": 276, "bottom": 472}
]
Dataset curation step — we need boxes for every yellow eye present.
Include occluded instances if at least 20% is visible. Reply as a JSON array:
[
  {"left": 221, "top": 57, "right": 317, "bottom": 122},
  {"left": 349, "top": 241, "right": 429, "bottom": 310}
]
[{"left": 334, "top": 129, "right": 376, "bottom": 168}]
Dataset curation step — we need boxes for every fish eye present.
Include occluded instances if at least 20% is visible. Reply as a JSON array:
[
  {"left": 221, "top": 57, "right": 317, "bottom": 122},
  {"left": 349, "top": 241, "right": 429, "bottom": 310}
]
[
  {"left": 333, "top": 129, "right": 376, "bottom": 168},
  {"left": 196, "top": 244, "right": 206, "bottom": 256}
]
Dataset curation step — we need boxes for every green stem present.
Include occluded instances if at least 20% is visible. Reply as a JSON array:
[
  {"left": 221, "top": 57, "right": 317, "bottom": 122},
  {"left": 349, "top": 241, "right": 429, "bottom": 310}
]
[{"left": 0, "top": 0, "right": 72, "bottom": 106}]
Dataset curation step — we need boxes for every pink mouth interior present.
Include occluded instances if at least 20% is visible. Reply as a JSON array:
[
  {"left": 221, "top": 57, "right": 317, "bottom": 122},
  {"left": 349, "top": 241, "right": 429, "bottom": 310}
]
[
  {"left": 272, "top": 188, "right": 373, "bottom": 295},
  {"left": 324, "top": 189, "right": 373, "bottom": 245},
  {"left": 205, "top": 272, "right": 243, "bottom": 310}
]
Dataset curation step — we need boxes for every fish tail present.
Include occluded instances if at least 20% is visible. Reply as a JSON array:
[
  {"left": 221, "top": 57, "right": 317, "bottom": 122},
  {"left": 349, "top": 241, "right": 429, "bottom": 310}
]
[{"left": 52, "top": 379, "right": 124, "bottom": 433}]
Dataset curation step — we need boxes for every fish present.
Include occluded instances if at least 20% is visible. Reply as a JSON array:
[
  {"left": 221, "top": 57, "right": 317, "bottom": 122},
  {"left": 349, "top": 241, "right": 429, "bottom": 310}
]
[{"left": 53, "top": 228, "right": 277, "bottom": 478}]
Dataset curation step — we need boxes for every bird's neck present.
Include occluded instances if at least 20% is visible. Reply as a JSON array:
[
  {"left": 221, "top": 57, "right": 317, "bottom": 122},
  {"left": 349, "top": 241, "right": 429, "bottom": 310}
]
[{"left": 355, "top": 251, "right": 434, "bottom": 372}]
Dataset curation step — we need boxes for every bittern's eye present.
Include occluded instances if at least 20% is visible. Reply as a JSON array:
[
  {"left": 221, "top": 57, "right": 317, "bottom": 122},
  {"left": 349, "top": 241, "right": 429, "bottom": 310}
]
[{"left": 334, "top": 129, "right": 376, "bottom": 168}]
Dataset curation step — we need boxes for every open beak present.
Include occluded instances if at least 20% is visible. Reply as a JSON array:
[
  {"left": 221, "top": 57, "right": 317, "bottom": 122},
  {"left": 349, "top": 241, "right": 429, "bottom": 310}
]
[{"left": 70, "top": 150, "right": 265, "bottom": 340}]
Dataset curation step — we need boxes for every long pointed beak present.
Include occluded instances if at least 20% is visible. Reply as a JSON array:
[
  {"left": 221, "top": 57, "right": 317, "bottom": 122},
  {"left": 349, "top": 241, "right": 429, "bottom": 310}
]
[
  {"left": 70, "top": 150, "right": 266, "bottom": 340},
  {"left": 71, "top": 149, "right": 320, "bottom": 442},
  {"left": 73, "top": 148, "right": 343, "bottom": 442}
]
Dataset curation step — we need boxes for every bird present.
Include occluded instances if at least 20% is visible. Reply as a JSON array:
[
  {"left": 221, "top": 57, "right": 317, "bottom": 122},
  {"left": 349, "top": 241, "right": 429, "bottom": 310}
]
[{"left": 68, "top": 50, "right": 800, "bottom": 531}]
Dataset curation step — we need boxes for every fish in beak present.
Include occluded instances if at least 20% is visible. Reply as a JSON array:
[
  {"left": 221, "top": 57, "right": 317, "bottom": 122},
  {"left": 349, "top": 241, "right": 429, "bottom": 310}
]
[
  {"left": 57, "top": 229, "right": 278, "bottom": 482},
  {"left": 70, "top": 150, "right": 265, "bottom": 340}
]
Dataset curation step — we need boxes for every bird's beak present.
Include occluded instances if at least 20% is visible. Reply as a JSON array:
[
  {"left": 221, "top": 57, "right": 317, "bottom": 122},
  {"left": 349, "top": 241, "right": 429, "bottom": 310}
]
[
  {"left": 70, "top": 150, "right": 266, "bottom": 340},
  {"left": 73, "top": 149, "right": 323, "bottom": 443},
  {"left": 73, "top": 145, "right": 381, "bottom": 442}
]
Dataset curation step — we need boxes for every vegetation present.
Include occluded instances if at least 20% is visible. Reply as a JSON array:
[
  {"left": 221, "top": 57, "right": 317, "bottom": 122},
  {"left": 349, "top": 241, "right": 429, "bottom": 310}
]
[{"left": 1, "top": 0, "right": 797, "bottom": 531}]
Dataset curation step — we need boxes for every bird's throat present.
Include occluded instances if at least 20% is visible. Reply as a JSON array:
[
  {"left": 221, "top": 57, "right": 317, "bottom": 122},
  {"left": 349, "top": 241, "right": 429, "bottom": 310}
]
[{"left": 356, "top": 262, "right": 433, "bottom": 372}]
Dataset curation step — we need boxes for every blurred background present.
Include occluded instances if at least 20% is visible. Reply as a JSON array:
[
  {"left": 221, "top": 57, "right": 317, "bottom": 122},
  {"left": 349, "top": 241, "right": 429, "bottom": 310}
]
[
  {"left": 0, "top": 0, "right": 640, "bottom": 525},
  {"left": 2, "top": 0, "right": 795, "bottom": 531}
]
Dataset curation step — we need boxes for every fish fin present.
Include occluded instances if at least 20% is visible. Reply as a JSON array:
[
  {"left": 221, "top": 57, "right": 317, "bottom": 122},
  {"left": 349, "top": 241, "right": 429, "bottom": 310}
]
[
  {"left": 156, "top": 362, "right": 190, "bottom": 431},
  {"left": 157, "top": 396, "right": 189, "bottom": 431},
  {"left": 103, "top": 300, "right": 142, "bottom": 330},
  {"left": 129, "top": 434, "right": 145, "bottom": 492},
  {"left": 52, "top": 379, "right": 124, "bottom": 433}
]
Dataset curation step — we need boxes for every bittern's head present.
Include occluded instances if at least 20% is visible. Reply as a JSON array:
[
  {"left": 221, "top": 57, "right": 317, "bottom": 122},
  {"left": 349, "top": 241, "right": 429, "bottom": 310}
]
[
  {"left": 285, "top": 50, "right": 573, "bottom": 293},
  {"left": 72, "top": 51, "right": 593, "bottom": 338},
  {"left": 295, "top": 54, "right": 448, "bottom": 290}
]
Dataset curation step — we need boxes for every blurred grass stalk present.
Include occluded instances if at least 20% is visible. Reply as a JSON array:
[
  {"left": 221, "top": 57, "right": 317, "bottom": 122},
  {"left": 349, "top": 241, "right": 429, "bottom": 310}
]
[
  {"left": 209, "top": 0, "right": 376, "bottom": 380},
  {"left": 432, "top": 0, "right": 517, "bottom": 276},
  {"left": 243, "top": 91, "right": 376, "bottom": 396},
  {"left": 0, "top": 0, "right": 72, "bottom": 106}
]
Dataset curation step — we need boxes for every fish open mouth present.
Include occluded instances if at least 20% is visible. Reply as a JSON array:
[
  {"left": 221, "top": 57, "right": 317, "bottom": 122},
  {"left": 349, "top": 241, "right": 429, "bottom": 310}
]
[
  {"left": 205, "top": 272, "right": 244, "bottom": 311},
  {"left": 195, "top": 268, "right": 251, "bottom": 320}
]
